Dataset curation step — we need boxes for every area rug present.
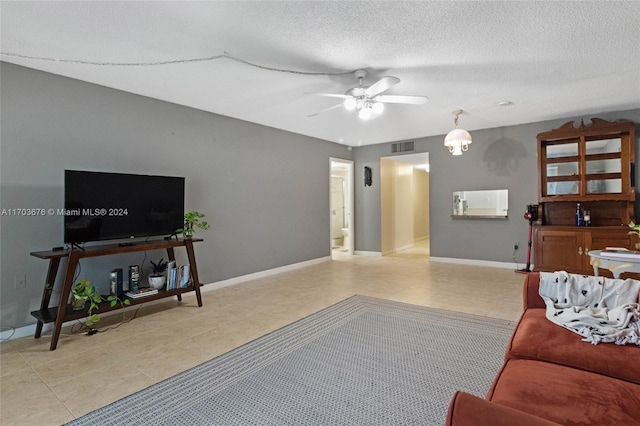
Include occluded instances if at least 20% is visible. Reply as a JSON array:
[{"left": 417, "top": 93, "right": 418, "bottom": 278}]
[{"left": 67, "top": 295, "right": 516, "bottom": 425}]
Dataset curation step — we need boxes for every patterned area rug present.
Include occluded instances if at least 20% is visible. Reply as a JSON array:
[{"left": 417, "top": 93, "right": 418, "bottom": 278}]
[{"left": 67, "top": 295, "right": 516, "bottom": 425}]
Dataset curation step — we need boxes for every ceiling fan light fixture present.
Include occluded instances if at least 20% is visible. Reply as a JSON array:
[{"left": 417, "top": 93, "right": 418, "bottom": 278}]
[
  {"left": 372, "top": 102, "right": 384, "bottom": 114},
  {"left": 359, "top": 105, "right": 373, "bottom": 120},
  {"left": 444, "top": 110, "right": 472, "bottom": 156},
  {"left": 343, "top": 97, "right": 357, "bottom": 111},
  {"left": 308, "top": 70, "right": 427, "bottom": 120}
]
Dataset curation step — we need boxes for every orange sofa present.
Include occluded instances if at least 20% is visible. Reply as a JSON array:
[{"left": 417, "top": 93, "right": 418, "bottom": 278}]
[{"left": 445, "top": 272, "right": 640, "bottom": 426}]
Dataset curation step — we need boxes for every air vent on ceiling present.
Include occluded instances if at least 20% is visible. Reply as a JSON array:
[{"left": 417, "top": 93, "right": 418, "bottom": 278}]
[{"left": 391, "top": 141, "right": 415, "bottom": 153}]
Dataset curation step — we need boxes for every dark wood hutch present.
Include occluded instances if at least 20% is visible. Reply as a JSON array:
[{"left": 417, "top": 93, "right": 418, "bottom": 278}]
[{"left": 533, "top": 118, "right": 637, "bottom": 275}]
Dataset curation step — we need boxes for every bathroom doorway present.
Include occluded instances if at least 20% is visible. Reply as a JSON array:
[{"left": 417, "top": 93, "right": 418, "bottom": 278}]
[{"left": 330, "top": 158, "right": 354, "bottom": 256}]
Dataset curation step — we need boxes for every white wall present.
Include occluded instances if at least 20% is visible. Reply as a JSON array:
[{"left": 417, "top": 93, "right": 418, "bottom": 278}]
[
  {"left": 413, "top": 169, "right": 430, "bottom": 240},
  {"left": 381, "top": 158, "right": 424, "bottom": 254}
]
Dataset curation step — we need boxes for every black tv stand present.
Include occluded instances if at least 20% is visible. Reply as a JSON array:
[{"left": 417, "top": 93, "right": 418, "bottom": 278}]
[{"left": 30, "top": 238, "right": 204, "bottom": 350}]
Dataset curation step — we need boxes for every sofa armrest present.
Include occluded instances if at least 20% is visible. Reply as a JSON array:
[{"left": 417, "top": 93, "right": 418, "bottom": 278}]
[
  {"left": 445, "top": 391, "right": 561, "bottom": 426},
  {"left": 523, "top": 272, "right": 545, "bottom": 310}
]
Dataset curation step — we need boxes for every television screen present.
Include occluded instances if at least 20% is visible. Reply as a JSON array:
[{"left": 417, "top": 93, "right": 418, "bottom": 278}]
[{"left": 64, "top": 170, "right": 185, "bottom": 244}]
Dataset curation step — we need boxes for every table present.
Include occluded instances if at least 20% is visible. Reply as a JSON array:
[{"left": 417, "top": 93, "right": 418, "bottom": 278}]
[
  {"left": 31, "top": 238, "right": 203, "bottom": 350},
  {"left": 588, "top": 250, "right": 640, "bottom": 278}
]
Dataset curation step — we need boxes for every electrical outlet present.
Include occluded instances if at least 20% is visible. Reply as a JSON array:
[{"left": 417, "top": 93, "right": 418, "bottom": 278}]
[{"left": 14, "top": 274, "right": 26, "bottom": 289}]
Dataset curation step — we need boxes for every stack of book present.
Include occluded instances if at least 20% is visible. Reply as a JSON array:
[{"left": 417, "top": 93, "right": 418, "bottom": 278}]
[
  {"left": 166, "top": 261, "right": 191, "bottom": 290},
  {"left": 600, "top": 247, "right": 640, "bottom": 260},
  {"left": 125, "top": 287, "right": 158, "bottom": 299}
]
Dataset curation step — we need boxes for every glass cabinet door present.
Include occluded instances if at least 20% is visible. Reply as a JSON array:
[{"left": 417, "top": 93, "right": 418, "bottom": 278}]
[
  {"left": 543, "top": 140, "right": 580, "bottom": 196},
  {"left": 584, "top": 137, "right": 622, "bottom": 195},
  {"left": 539, "top": 129, "right": 630, "bottom": 201},
  {"left": 536, "top": 118, "right": 635, "bottom": 227}
]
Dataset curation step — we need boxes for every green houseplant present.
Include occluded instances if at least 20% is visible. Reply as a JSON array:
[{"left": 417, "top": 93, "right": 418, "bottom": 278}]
[
  {"left": 177, "top": 211, "right": 211, "bottom": 238},
  {"left": 71, "top": 279, "right": 102, "bottom": 326},
  {"left": 628, "top": 222, "right": 640, "bottom": 249},
  {"left": 71, "top": 279, "right": 130, "bottom": 327},
  {"left": 148, "top": 258, "right": 168, "bottom": 289}
]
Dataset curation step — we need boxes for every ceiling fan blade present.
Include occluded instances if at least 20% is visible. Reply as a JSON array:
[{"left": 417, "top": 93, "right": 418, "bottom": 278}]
[
  {"left": 364, "top": 76, "right": 400, "bottom": 97},
  {"left": 307, "top": 103, "right": 344, "bottom": 118},
  {"left": 375, "top": 95, "right": 429, "bottom": 105},
  {"left": 305, "top": 92, "right": 350, "bottom": 99}
]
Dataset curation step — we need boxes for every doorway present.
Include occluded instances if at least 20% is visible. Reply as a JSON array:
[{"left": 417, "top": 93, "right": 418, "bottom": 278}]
[
  {"left": 330, "top": 158, "right": 354, "bottom": 256},
  {"left": 380, "top": 152, "right": 430, "bottom": 256}
]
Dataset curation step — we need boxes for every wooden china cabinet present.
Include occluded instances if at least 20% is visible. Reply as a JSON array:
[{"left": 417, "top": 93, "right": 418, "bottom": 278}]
[{"left": 533, "top": 118, "right": 637, "bottom": 275}]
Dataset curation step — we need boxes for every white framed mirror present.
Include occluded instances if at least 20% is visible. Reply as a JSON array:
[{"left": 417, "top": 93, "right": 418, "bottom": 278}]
[{"left": 452, "top": 189, "right": 508, "bottom": 218}]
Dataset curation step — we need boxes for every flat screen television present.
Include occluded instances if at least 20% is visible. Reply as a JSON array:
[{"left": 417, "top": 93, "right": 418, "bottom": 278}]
[{"left": 64, "top": 170, "right": 185, "bottom": 244}]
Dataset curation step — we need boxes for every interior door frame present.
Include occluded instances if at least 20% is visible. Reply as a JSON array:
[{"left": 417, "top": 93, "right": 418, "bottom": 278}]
[{"left": 330, "top": 158, "right": 354, "bottom": 255}]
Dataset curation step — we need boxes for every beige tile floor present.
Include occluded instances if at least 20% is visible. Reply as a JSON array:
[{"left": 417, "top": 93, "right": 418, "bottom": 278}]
[{"left": 0, "top": 241, "right": 525, "bottom": 425}]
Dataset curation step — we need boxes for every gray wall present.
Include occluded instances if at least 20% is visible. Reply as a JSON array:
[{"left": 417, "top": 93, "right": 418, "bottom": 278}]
[
  {"left": 2, "top": 61, "right": 638, "bottom": 332},
  {"left": 1, "top": 63, "right": 352, "bottom": 329},
  {"left": 353, "top": 109, "right": 640, "bottom": 262}
]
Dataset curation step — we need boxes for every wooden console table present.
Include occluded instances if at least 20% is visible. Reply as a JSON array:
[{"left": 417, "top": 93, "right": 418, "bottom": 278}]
[{"left": 30, "top": 238, "right": 204, "bottom": 350}]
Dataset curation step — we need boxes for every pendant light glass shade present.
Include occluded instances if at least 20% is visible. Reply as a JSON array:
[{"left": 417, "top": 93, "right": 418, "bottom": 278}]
[
  {"left": 444, "top": 110, "right": 472, "bottom": 155},
  {"left": 444, "top": 128, "right": 472, "bottom": 155}
]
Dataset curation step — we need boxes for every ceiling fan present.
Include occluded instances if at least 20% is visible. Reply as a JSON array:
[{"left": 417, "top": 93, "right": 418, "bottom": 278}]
[{"left": 308, "top": 70, "right": 428, "bottom": 120}]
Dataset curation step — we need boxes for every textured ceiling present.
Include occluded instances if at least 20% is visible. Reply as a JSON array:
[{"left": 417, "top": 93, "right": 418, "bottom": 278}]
[{"left": 1, "top": 1, "right": 639, "bottom": 147}]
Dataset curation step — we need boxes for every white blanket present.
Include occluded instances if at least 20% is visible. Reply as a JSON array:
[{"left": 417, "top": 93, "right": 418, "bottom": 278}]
[{"left": 539, "top": 271, "right": 640, "bottom": 345}]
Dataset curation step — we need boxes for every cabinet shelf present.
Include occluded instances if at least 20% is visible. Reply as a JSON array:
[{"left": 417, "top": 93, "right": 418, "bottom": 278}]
[
  {"left": 540, "top": 193, "right": 634, "bottom": 203},
  {"left": 30, "top": 287, "right": 196, "bottom": 324}
]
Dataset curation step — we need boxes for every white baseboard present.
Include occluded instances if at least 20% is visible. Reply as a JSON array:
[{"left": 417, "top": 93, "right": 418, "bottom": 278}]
[
  {"left": 354, "top": 250, "right": 382, "bottom": 257},
  {"left": 201, "top": 256, "right": 332, "bottom": 292},
  {"left": 0, "top": 256, "right": 333, "bottom": 344},
  {"left": 1, "top": 325, "right": 35, "bottom": 341},
  {"left": 429, "top": 256, "right": 533, "bottom": 271}
]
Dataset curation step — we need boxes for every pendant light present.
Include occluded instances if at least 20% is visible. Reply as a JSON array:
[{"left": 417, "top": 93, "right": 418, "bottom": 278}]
[{"left": 444, "top": 109, "right": 472, "bottom": 155}]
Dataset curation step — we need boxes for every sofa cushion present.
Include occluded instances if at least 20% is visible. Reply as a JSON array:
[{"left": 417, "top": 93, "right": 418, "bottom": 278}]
[
  {"left": 523, "top": 273, "right": 545, "bottom": 309},
  {"left": 445, "top": 391, "right": 561, "bottom": 426},
  {"left": 487, "top": 359, "right": 640, "bottom": 425},
  {"left": 506, "top": 308, "right": 640, "bottom": 384}
]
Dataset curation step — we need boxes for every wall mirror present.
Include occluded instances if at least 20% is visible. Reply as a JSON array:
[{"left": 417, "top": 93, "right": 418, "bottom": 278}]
[{"left": 452, "top": 189, "right": 508, "bottom": 218}]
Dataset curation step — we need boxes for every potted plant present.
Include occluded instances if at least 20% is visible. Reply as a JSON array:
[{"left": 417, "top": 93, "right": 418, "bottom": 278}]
[
  {"left": 71, "top": 279, "right": 130, "bottom": 327},
  {"left": 628, "top": 222, "right": 640, "bottom": 250},
  {"left": 71, "top": 278, "right": 103, "bottom": 326},
  {"left": 177, "top": 211, "right": 211, "bottom": 238},
  {"left": 148, "top": 258, "right": 168, "bottom": 289}
]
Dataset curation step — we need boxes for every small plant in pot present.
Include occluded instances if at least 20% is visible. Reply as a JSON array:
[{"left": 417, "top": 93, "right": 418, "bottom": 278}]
[
  {"left": 71, "top": 278, "right": 130, "bottom": 327},
  {"left": 148, "top": 258, "right": 168, "bottom": 289},
  {"left": 177, "top": 211, "right": 211, "bottom": 239},
  {"left": 71, "top": 279, "right": 103, "bottom": 327},
  {"left": 628, "top": 222, "right": 640, "bottom": 250}
]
